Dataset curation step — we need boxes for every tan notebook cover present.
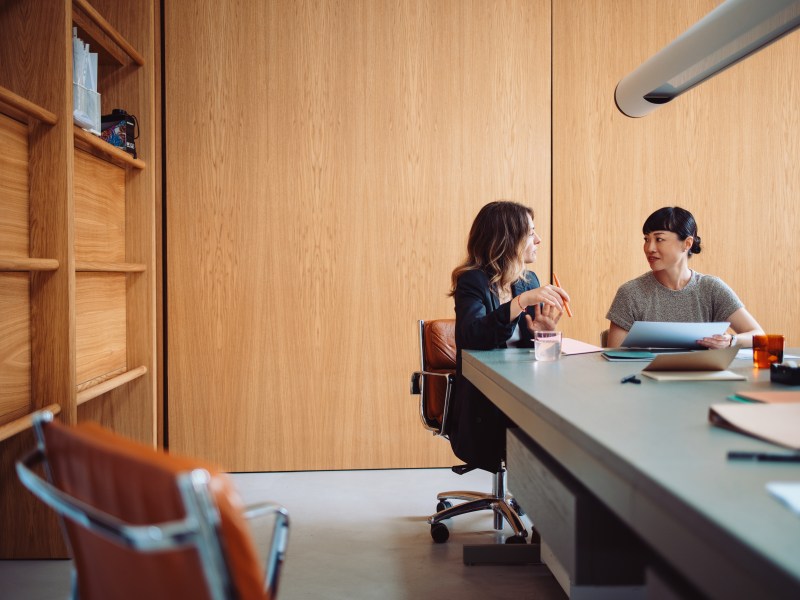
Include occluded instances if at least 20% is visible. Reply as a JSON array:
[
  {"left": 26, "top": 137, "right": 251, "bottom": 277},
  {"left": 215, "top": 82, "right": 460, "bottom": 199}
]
[
  {"left": 643, "top": 345, "right": 739, "bottom": 372},
  {"left": 709, "top": 403, "right": 800, "bottom": 450},
  {"left": 642, "top": 370, "right": 745, "bottom": 382},
  {"left": 732, "top": 390, "right": 800, "bottom": 404}
]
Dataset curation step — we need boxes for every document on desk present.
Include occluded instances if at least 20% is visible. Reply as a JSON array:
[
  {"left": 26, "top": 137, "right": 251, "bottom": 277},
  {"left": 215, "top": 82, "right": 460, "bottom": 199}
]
[
  {"left": 622, "top": 321, "right": 729, "bottom": 349},
  {"left": 561, "top": 338, "right": 603, "bottom": 355},
  {"left": 709, "top": 403, "right": 800, "bottom": 450},
  {"left": 639, "top": 346, "right": 743, "bottom": 381}
]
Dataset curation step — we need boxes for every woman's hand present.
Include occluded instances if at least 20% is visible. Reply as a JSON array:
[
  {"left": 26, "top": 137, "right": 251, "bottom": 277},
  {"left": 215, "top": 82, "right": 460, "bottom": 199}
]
[
  {"left": 521, "top": 285, "right": 569, "bottom": 311},
  {"left": 524, "top": 303, "right": 563, "bottom": 334},
  {"left": 697, "top": 334, "right": 735, "bottom": 349}
]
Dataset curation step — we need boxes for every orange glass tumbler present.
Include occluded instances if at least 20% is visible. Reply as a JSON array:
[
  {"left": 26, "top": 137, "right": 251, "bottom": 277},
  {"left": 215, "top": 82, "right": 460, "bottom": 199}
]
[{"left": 752, "top": 334, "right": 784, "bottom": 368}]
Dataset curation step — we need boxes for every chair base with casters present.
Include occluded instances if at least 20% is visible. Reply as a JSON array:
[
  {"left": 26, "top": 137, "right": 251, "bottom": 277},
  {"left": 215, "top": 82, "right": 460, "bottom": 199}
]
[{"left": 427, "top": 464, "right": 530, "bottom": 545}]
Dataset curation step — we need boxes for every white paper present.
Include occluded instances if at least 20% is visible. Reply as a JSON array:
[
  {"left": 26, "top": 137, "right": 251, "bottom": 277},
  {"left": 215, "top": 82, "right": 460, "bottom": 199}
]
[
  {"left": 561, "top": 338, "right": 603, "bottom": 355},
  {"left": 766, "top": 481, "right": 800, "bottom": 516}
]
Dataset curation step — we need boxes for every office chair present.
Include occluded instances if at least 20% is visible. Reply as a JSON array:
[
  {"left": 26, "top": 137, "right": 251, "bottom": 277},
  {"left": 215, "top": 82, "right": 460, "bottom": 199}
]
[
  {"left": 16, "top": 410, "right": 289, "bottom": 600},
  {"left": 410, "top": 319, "right": 527, "bottom": 544}
]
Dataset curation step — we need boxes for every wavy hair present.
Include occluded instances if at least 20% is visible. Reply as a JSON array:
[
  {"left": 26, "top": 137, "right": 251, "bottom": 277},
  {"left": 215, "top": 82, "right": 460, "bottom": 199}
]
[{"left": 449, "top": 201, "right": 533, "bottom": 297}]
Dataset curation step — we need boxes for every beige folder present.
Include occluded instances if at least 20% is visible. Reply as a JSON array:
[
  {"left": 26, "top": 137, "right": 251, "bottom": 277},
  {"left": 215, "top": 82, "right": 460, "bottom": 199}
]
[
  {"left": 640, "top": 346, "right": 744, "bottom": 381},
  {"left": 709, "top": 403, "right": 800, "bottom": 450}
]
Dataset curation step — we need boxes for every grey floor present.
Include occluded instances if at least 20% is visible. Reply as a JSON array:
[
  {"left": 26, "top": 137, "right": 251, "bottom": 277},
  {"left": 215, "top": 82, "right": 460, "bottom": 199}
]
[{"left": 0, "top": 468, "right": 565, "bottom": 599}]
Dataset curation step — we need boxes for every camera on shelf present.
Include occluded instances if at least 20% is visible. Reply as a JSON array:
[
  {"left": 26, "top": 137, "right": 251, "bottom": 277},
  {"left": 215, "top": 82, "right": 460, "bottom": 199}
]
[{"left": 100, "top": 109, "right": 138, "bottom": 158}]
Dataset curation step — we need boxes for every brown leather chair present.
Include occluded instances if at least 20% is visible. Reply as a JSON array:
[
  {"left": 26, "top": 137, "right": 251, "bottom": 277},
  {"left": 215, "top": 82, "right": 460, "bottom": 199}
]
[
  {"left": 16, "top": 410, "right": 289, "bottom": 600},
  {"left": 410, "top": 319, "right": 527, "bottom": 544}
]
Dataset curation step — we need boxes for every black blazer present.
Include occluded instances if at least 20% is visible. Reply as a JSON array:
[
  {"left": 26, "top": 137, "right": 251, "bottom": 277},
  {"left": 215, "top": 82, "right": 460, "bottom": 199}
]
[{"left": 449, "top": 268, "right": 541, "bottom": 472}]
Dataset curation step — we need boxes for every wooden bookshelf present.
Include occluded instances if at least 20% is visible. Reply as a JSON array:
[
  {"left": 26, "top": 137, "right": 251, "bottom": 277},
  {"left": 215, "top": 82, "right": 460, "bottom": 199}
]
[{"left": 0, "top": 0, "right": 157, "bottom": 558}]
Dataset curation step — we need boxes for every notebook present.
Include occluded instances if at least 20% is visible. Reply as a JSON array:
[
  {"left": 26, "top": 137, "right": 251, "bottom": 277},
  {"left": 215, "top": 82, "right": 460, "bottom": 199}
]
[
  {"left": 602, "top": 350, "right": 655, "bottom": 362},
  {"left": 640, "top": 346, "right": 744, "bottom": 381},
  {"left": 729, "top": 390, "right": 800, "bottom": 404},
  {"left": 622, "top": 321, "right": 730, "bottom": 349},
  {"left": 709, "top": 403, "right": 800, "bottom": 450}
]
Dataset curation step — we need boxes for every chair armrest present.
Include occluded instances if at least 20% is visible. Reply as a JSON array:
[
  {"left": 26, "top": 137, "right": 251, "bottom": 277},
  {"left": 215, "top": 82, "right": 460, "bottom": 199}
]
[
  {"left": 410, "top": 370, "right": 455, "bottom": 436},
  {"left": 243, "top": 501, "right": 290, "bottom": 599}
]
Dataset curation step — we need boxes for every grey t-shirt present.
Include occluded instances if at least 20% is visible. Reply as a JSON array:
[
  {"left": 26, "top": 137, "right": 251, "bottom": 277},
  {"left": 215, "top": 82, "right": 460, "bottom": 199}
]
[{"left": 606, "top": 271, "right": 743, "bottom": 331}]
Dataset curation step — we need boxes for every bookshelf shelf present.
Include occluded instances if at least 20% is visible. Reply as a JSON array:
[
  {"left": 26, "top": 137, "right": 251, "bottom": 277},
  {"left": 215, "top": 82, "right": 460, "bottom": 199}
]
[
  {"left": 72, "top": 0, "right": 144, "bottom": 66},
  {"left": 75, "top": 261, "right": 146, "bottom": 272},
  {"left": 0, "top": 404, "right": 62, "bottom": 444},
  {"left": 74, "top": 126, "right": 145, "bottom": 169},
  {"left": 0, "top": 85, "right": 57, "bottom": 125},
  {"left": 0, "top": 257, "right": 60, "bottom": 271},
  {"left": 76, "top": 366, "right": 148, "bottom": 406}
]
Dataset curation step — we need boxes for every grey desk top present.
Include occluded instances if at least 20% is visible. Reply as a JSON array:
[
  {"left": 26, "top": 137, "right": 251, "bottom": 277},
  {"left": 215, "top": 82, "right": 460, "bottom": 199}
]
[{"left": 462, "top": 349, "right": 800, "bottom": 598}]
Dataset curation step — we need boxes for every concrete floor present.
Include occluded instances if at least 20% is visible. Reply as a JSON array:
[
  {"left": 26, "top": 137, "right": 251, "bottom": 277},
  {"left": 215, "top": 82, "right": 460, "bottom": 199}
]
[{"left": 0, "top": 467, "right": 565, "bottom": 599}]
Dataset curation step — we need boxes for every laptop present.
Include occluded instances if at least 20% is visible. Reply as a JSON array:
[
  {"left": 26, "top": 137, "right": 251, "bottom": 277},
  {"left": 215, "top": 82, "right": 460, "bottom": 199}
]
[{"left": 621, "top": 321, "right": 730, "bottom": 349}]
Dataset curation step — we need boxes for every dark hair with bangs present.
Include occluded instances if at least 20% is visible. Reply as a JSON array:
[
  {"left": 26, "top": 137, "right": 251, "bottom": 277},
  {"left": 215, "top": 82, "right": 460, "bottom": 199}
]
[{"left": 643, "top": 206, "right": 702, "bottom": 256}]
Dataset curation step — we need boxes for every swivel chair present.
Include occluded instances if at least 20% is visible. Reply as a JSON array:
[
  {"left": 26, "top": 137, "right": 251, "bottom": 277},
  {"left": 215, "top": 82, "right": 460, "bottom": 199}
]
[
  {"left": 16, "top": 410, "right": 289, "bottom": 600},
  {"left": 410, "top": 319, "right": 527, "bottom": 544}
]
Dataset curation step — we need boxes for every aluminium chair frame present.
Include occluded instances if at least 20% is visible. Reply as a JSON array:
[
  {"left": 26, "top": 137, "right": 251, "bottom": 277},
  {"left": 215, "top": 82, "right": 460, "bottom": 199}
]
[
  {"left": 410, "top": 319, "right": 527, "bottom": 541},
  {"left": 16, "top": 411, "right": 289, "bottom": 600}
]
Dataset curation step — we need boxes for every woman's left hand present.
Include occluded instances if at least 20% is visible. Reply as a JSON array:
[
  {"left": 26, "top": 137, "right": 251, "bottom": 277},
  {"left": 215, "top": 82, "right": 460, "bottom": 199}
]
[
  {"left": 524, "top": 303, "right": 562, "bottom": 335},
  {"left": 697, "top": 334, "right": 734, "bottom": 349}
]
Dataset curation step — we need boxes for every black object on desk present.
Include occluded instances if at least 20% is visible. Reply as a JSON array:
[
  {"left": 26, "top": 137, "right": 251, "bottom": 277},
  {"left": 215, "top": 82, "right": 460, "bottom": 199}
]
[
  {"left": 728, "top": 451, "right": 800, "bottom": 463},
  {"left": 770, "top": 363, "right": 800, "bottom": 385},
  {"left": 621, "top": 374, "right": 641, "bottom": 384}
]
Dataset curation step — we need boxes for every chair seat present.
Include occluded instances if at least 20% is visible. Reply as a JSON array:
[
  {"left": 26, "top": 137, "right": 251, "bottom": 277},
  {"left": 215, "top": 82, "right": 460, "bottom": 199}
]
[{"left": 16, "top": 411, "right": 289, "bottom": 600}]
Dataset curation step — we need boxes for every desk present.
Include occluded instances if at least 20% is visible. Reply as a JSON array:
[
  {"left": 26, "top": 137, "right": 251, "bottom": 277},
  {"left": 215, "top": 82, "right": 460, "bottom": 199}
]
[{"left": 463, "top": 349, "right": 800, "bottom": 599}]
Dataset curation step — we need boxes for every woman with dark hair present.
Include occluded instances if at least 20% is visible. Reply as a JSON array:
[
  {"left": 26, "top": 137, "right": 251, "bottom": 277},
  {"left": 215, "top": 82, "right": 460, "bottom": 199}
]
[
  {"left": 448, "top": 200, "right": 569, "bottom": 471},
  {"left": 605, "top": 206, "right": 763, "bottom": 348}
]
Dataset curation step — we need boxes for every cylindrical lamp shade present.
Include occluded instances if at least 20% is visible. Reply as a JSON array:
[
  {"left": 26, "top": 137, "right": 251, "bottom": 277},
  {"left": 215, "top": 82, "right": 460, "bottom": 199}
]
[{"left": 615, "top": 0, "right": 800, "bottom": 118}]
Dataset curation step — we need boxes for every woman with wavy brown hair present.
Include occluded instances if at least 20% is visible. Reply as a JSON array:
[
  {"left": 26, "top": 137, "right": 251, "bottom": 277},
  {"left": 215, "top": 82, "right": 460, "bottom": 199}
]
[{"left": 448, "top": 200, "right": 569, "bottom": 472}]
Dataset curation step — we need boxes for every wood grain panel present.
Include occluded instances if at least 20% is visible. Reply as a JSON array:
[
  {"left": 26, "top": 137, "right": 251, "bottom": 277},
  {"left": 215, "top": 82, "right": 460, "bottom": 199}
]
[
  {"left": 553, "top": 0, "right": 800, "bottom": 347},
  {"left": 166, "top": 0, "right": 551, "bottom": 470},
  {"left": 74, "top": 149, "right": 126, "bottom": 261},
  {"left": 75, "top": 272, "right": 127, "bottom": 385},
  {"left": 0, "top": 113, "right": 29, "bottom": 256},
  {"left": 0, "top": 0, "right": 72, "bottom": 559},
  {"left": 0, "top": 274, "right": 31, "bottom": 426}
]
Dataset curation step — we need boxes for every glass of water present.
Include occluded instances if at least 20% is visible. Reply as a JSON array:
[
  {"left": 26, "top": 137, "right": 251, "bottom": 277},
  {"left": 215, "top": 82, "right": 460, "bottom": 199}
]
[{"left": 534, "top": 331, "right": 562, "bottom": 361}]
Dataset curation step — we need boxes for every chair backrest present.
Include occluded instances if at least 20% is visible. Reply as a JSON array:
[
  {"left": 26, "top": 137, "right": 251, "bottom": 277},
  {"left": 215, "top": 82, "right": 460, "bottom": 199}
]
[
  {"left": 417, "top": 319, "right": 456, "bottom": 431},
  {"left": 17, "top": 412, "right": 286, "bottom": 600}
]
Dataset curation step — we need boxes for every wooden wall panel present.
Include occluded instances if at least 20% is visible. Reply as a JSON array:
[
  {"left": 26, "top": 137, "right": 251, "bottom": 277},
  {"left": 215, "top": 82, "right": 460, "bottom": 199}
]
[
  {"left": 166, "top": 0, "right": 551, "bottom": 470},
  {"left": 0, "top": 115, "right": 31, "bottom": 426},
  {"left": 0, "top": 274, "right": 31, "bottom": 425},
  {"left": 75, "top": 273, "right": 127, "bottom": 386},
  {"left": 74, "top": 150, "right": 126, "bottom": 262},
  {"left": 553, "top": 0, "right": 800, "bottom": 347},
  {"left": 0, "top": 114, "right": 29, "bottom": 256}
]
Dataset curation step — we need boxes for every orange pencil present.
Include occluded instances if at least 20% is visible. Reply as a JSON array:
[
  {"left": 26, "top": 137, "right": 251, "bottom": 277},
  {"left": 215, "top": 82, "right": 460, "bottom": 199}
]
[{"left": 552, "top": 273, "right": 573, "bottom": 317}]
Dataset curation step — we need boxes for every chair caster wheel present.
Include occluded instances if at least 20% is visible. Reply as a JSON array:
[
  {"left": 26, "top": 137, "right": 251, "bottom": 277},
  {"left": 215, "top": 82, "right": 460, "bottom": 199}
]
[
  {"left": 436, "top": 500, "right": 452, "bottom": 512},
  {"left": 505, "top": 534, "right": 526, "bottom": 544},
  {"left": 509, "top": 498, "right": 525, "bottom": 517},
  {"left": 431, "top": 522, "right": 450, "bottom": 543}
]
